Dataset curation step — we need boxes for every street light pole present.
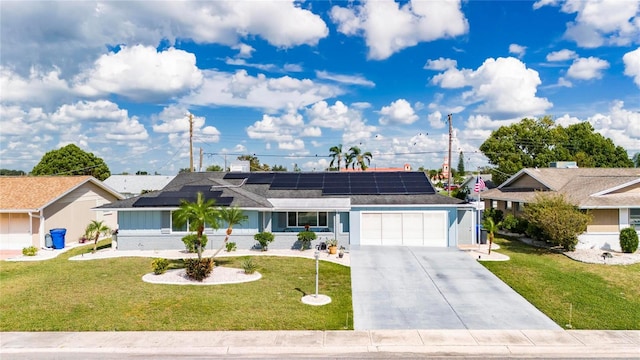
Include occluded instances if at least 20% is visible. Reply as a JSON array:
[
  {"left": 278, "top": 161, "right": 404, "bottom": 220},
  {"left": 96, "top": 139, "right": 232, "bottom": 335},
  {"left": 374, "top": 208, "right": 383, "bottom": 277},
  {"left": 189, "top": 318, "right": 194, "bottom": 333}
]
[{"left": 314, "top": 250, "right": 319, "bottom": 298}]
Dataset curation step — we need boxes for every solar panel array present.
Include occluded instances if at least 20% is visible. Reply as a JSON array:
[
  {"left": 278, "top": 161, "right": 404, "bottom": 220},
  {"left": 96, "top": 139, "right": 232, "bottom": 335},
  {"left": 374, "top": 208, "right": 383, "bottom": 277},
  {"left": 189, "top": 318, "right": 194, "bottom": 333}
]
[
  {"left": 223, "top": 172, "right": 435, "bottom": 195},
  {"left": 133, "top": 186, "right": 233, "bottom": 207}
]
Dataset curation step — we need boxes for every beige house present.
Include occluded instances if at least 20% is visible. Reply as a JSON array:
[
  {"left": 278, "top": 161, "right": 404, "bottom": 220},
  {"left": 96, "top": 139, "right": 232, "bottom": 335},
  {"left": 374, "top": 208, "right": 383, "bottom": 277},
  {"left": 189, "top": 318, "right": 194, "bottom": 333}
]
[
  {"left": 0, "top": 176, "right": 123, "bottom": 250},
  {"left": 480, "top": 168, "right": 640, "bottom": 251}
]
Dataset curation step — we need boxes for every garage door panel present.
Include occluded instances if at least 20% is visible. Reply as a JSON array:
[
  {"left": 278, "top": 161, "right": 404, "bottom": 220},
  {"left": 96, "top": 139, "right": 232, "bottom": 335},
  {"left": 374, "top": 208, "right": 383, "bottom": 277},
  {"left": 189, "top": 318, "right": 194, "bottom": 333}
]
[
  {"left": 361, "top": 213, "right": 382, "bottom": 245},
  {"left": 382, "top": 213, "right": 402, "bottom": 245},
  {"left": 402, "top": 213, "right": 423, "bottom": 246},
  {"left": 424, "top": 212, "right": 447, "bottom": 247}
]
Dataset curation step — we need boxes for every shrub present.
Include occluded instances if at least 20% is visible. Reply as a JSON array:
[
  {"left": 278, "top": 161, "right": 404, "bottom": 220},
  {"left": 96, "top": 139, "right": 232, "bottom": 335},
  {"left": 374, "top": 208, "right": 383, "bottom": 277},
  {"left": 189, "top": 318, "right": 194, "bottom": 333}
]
[
  {"left": 181, "top": 233, "right": 208, "bottom": 253},
  {"left": 184, "top": 257, "right": 214, "bottom": 281},
  {"left": 225, "top": 241, "right": 237, "bottom": 252},
  {"left": 253, "top": 232, "right": 274, "bottom": 251},
  {"left": 500, "top": 214, "right": 519, "bottom": 232},
  {"left": 22, "top": 246, "right": 38, "bottom": 256},
  {"left": 619, "top": 227, "right": 639, "bottom": 253},
  {"left": 241, "top": 257, "right": 258, "bottom": 274},
  {"left": 151, "top": 258, "right": 169, "bottom": 275},
  {"left": 523, "top": 193, "right": 591, "bottom": 251},
  {"left": 483, "top": 208, "right": 504, "bottom": 224},
  {"left": 297, "top": 230, "right": 317, "bottom": 251}
]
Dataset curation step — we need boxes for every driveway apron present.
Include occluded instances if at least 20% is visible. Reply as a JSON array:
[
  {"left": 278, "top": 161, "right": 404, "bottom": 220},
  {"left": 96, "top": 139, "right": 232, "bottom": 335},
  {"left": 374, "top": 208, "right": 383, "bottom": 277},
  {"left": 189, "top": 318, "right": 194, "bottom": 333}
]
[{"left": 350, "top": 246, "right": 561, "bottom": 330}]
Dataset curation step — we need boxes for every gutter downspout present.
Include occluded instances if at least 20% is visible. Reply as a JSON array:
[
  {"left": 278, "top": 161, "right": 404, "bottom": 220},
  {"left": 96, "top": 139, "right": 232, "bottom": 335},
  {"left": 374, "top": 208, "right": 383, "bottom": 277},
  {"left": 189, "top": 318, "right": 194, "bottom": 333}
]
[{"left": 28, "top": 210, "right": 43, "bottom": 248}]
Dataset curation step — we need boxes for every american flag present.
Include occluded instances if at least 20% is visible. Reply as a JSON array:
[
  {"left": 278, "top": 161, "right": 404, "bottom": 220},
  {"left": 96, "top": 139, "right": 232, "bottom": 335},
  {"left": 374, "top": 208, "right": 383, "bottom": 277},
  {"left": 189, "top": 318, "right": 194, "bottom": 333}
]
[{"left": 474, "top": 176, "right": 486, "bottom": 192}]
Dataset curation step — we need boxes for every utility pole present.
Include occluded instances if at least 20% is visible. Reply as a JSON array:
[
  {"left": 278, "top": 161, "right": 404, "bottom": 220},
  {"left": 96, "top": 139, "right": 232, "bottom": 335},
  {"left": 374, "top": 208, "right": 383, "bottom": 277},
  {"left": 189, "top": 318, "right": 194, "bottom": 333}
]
[
  {"left": 199, "top": 147, "right": 203, "bottom": 172},
  {"left": 189, "top": 113, "right": 194, "bottom": 172},
  {"left": 447, "top": 113, "right": 453, "bottom": 196}
]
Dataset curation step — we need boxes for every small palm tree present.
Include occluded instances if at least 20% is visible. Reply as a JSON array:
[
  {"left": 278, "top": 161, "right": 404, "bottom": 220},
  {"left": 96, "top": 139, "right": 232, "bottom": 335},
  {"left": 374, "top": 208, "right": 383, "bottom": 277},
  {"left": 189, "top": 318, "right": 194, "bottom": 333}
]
[
  {"left": 212, "top": 206, "right": 248, "bottom": 257},
  {"left": 173, "top": 192, "right": 220, "bottom": 260},
  {"left": 329, "top": 144, "right": 344, "bottom": 171},
  {"left": 347, "top": 146, "right": 373, "bottom": 171},
  {"left": 85, "top": 220, "right": 111, "bottom": 253},
  {"left": 482, "top": 217, "right": 499, "bottom": 255}
]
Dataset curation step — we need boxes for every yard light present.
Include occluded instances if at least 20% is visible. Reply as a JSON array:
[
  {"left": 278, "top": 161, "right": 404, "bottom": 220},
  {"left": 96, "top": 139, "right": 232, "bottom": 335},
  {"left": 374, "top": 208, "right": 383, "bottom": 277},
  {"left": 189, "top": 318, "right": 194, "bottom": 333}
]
[{"left": 314, "top": 250, "right": 319, "bottom": 297}]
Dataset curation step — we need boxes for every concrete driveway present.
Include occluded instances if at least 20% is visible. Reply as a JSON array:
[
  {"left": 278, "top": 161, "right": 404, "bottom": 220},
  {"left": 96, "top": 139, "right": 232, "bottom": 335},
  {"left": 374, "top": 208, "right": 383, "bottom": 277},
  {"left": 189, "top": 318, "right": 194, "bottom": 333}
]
[{"left": 350, "top": 246, "right": 561, "bottom": 330}]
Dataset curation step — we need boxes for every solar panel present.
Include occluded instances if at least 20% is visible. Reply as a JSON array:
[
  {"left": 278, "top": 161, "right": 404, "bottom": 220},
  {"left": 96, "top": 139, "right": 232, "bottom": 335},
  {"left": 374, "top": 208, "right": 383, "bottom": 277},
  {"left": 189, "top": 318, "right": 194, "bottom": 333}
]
[
  {"left": 223, "top": 173, "right": 250, "bottom": 179},
  {"left": 180, "top": 185, "right": 215, "bottom": 193},
  {"left": 296, "top": 173, "right": 325, "bottom": 189},
  {"left": 270, "top": 173, "right": 300, "bottom": 189},
  {"left": 246, "top": 173, "right": 275, "bottom": 184}
]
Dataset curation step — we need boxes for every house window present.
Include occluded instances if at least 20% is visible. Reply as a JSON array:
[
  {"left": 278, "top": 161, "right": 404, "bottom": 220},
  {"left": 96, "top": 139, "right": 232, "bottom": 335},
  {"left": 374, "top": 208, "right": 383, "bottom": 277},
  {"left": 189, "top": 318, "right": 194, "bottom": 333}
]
[
  {"left": 630, "top": 209, "right": 640, "bottom": 231},
  {"left": 286, "top": 212, "right": 328, "bottom": 227},
  {"left": 171, "top": 212, "right": 188, "bottom": 232}
]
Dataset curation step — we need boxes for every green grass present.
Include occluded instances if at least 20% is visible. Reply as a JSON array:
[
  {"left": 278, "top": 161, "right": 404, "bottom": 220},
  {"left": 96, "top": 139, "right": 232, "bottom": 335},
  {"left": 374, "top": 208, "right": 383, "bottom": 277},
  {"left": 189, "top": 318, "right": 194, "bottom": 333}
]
[
  {"left": 0, "top": 241, "right": 353, "bottom": 331},
  {"left": 481, "top": 236, "right": 640, "bottom": 330}
]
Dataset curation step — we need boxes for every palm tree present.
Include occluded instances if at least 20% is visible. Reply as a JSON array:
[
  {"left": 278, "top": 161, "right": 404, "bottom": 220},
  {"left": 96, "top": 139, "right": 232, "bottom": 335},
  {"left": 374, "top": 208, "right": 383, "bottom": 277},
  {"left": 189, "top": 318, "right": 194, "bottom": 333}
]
[
  {"left": 328, "top": 144, "right": 344, "bottom": 171},
  {"left": 482, "top": 217, "right": 499, "bottom": 255},
  {"left": 173, "top": 192, "right": 220, "bottom": 260},
  {"left": 212, "top": 206, "right": 248, "bottom": 257},
  {"left": 85, "top": 220, "right": 111, "bottom": 253},
  {"left": 347, "top": 146, "right": 373, "bottom": 171}
]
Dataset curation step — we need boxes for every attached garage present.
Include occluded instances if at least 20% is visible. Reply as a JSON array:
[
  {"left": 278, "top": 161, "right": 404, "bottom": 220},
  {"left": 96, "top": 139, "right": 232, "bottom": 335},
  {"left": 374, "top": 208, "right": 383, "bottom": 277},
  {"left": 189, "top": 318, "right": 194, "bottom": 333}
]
[{"left": 360, "top": 211, "right": 448, "bottom": 247}]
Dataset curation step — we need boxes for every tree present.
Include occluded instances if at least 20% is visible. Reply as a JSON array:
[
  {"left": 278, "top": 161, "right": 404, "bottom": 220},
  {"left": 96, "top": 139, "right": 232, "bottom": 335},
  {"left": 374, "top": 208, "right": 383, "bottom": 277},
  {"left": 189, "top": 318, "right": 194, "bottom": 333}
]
[
  {"left": 172, "top": 192, "right": 220, "bottom": 260},
  {"left": 329, "top": 144, "right": 345, "bottom": 170},
  {"left": 632, "top": 153, "right": 639, "bottom": 168},
  {"left": 31, "top": 144, "right": 111, "bottom": 181},
  {"left": 84, "top": 220, "right": 112, "bottom": 253},
  {"left": 523, "top": 193, "right": 591, "bottom": 251},
  {"left": 238, "top": 155, "right": 270, "bottom": 171},
  {"left": 136, "top": 171, "right": 148, "bottom": 175},
  {"left": 212, "top": 207, "right": 248, "bottom": 257},
  {"left": 178, "top": 168, "right": 191, "bottom": 174},
  {"left": 347, "top": 146, "right": 373, "bottom": 170},
  {"left": 271, "top": 165, "right": 287, "bottom": 172},
  {"left": 480, "top": 117, "right": 633, "bottom": 185},
  {"left": 457, "top": 151, "right": 465, "bottom": 175},
  {"left": 482, "top": 217, "right": 499, "bottom": 255},
  {"left": 0, "top": 169, "right": 26, "bottom": 176},
  {"left": 206, "top": 165, "right": 223, "bottom": 172}
]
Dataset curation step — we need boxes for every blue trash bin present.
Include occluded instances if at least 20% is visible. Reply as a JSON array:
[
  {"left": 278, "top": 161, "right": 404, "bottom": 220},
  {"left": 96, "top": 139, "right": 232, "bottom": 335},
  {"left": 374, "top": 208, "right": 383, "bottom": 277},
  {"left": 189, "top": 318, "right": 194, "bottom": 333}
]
[{"left": 50, "top": 228, "right": 67, "bottom": 249}]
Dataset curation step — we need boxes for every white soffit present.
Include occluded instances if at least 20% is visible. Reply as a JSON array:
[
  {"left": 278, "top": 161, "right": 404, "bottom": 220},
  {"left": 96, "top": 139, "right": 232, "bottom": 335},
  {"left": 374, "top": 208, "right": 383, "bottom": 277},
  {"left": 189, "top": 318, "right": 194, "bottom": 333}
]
[{"left": 268, "top": 198, "right": 351, "bottom": 211}]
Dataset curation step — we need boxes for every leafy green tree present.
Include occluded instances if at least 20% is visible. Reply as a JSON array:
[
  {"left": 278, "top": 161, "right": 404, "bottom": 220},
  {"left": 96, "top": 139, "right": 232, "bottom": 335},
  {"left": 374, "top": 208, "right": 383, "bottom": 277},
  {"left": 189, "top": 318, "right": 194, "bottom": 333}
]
[
  {"left": 271, "top": 165, "right": 287, "bottom": 172},
  {"left": 329, "top": 144, "right": 345, "bottom": 170},
  {"left": 172, "top": 192, "right": 220, "bottom": 260},
  {"left": 480, "top": 117, "right": 633, "bottom": 184},
  {"left": 523, "top": 193, "right": 591, "bottom": 251},
  {"left": 178, "top": 168, "right": 191, "bottom": 174},
  {"left": 206, "top": 164, "right": 223, "bottom": 172},
  {"left": 31, "top": 144, "right": 111, "bottom": 181},
  {"left": 84, "top": 220, "right": 112, "bottom": 253},
  {"left": 457, "top": 151, "right": 465, "bottom": 175},
  {"left": 0, "top": 169, "right": 26, "bottom": 176},
  {"left": 347, "top": 146, "right": 373, "bottom": 170},
  {"left": 136, "top": 171, "right": 148, "bottom": 175},
  {"left": 212, "top": 207, "right": 247, "bottom": 257},
  {"left": 238, "top": 155, "right": 270, "bottom": 171}
]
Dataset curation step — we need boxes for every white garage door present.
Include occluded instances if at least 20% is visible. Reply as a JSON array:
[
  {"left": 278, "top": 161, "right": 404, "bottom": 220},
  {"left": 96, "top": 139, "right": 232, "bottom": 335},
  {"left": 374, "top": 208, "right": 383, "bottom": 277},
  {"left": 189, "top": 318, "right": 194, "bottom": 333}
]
[{"left": 360, "top": 211, "right": 448, "bottom": 246}]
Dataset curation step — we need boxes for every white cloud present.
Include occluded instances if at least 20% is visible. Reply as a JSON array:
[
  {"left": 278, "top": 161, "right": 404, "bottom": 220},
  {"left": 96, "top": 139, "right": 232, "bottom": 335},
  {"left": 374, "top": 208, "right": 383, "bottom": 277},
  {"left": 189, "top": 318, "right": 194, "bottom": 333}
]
[
  {"left": 432, "top": 57, "right": 553, "bottom": 119},
  {"left": 0, "top": 66, "right": 72, "bottom": 106},
  {"left": 307, "top": 101, "right": 352, "bottom": 129},
  {"left": 342, "top": 118, "right": 377, "bottom": 144},
  {"left": 427, "top": 111, "right": 445, "bottom": 129},
  {"left": 73, "top": 45, "right": 203, "bottom": 101},
  {"left": 182, "top": 69, "right": 343, "bottom": 112},
  {"left": 567, "top": 57, "right": 610, "bottom": 80},
  {"left": 586, "top": 101, "right": 640, "bottom": 151},
  {"left": 379, "top": 99, "right": 419, "bottom": 125},
  {"left": 330, "top": 0, "right": 468, "bottom": 60},
  {"left": 554, "top": 114, "right": 582, "bottom": 127},
  {"left": 535, "top": 0, "right": 640, "bottom": 48},
  {"left": 623, "top": 47, "right": 640, "bottom": 87},
  {"left": 546, "top": 49, "right": 578, "bottom": 61},
  {"left": 152, "top": 105, "right": 219, "bottom": 148},
  {"left": 301, "top": 127, "right": 322, "bottom": 137},
  {"left": 0, "top": 1, "right": 328, "bottom": 75},
  {"left": 233, "top": 43, "right": 255, "bottom": 58},
  {"left": 509, "top": 44, "right": 527, "bottom": 58},
  {"left": 279, "top": 139, "right": 305, "bottom": 151},
  {"left": 315, "top": 71, "right": 375, "bottom": 87},
  {"left": 424, "top": 58, "right": 457, "bottom": 71}
]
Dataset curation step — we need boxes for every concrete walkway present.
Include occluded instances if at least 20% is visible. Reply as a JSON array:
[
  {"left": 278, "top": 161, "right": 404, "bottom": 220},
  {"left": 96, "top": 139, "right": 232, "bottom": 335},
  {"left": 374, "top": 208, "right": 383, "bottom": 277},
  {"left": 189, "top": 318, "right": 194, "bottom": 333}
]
[{"left": 2, "top": 330, "right": 638, "bottom": 358}]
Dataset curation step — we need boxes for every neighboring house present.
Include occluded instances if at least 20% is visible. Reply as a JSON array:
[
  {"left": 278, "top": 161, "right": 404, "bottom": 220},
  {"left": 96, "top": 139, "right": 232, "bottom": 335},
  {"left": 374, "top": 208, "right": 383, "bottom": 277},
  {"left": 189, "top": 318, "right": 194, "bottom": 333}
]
[
  {"left": 103, "top": 175, "right": 175, "bottom": 198},
  {"left": 0, "top": 176, "right": 124, "bottom": 250},
  {"left": 97, "top": 171, "right": 477, "bottom": 251},
  {"left": 480, "top": 168, "right": 640, "bottom": 251},
  {"left": 460, "top": 174, "right": 496, "bottom": 200}
]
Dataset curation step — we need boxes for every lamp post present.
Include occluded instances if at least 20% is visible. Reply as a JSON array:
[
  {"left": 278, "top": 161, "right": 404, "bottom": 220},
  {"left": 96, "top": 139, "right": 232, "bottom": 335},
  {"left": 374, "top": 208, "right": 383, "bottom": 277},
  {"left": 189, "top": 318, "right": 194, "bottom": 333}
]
[{"left": 314, "top": 250, "right": 319, "bottom": 298}]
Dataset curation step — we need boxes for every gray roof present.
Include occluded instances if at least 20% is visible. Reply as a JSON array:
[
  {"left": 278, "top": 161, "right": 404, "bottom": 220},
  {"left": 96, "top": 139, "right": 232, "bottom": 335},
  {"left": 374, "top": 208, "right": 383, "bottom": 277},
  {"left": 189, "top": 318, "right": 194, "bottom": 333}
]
[
  {"left": 103, "top": 175, "right": 175, "bottom": 196},
  {"left": 481, "top": 168, "right": 640, "bottom": 208},
  {"left": 99, "top": 171, "right": 465, "bottom": 210}
]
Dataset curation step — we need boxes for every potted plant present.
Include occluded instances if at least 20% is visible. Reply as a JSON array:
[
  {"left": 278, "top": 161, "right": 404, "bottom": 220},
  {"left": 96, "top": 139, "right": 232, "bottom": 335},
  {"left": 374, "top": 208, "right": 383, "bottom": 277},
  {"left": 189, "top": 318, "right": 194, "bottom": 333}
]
[
  {"left": 254, "top": 231, "right": 274, "bottom": 251},
  {"left": 338, "top": 246, "right": 345, "bottom": 258},
  {"left": 297, "top": 230, "right": 316, "bottom": 251},
  {"left": 326, "top": 238, "right": 338, "bottom": 254}
]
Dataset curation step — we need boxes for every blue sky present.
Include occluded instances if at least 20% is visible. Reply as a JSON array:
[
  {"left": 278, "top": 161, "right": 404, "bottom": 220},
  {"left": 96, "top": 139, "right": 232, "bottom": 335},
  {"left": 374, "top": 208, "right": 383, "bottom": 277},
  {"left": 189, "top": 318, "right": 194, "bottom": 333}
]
[{"left": 1, "top": 0, "right": 639, "bottom": 175}]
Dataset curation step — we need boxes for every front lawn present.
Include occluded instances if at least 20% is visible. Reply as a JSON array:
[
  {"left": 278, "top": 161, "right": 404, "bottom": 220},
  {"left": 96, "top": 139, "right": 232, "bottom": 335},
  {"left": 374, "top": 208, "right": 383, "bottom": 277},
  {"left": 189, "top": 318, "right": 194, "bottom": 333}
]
[
  {"left": 481, "top": 236, "right": 640, "bottom": 330},
  {"left": 0, "top": 241, "right": 353, "bottom": 331}
]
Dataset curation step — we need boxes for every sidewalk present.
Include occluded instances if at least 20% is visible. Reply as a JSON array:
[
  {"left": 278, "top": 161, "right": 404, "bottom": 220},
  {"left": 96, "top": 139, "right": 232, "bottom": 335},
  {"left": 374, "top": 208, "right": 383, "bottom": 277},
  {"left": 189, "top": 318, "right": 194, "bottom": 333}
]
[{"left": 1, "top": 330, "right": 638, "bottom": 358}]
